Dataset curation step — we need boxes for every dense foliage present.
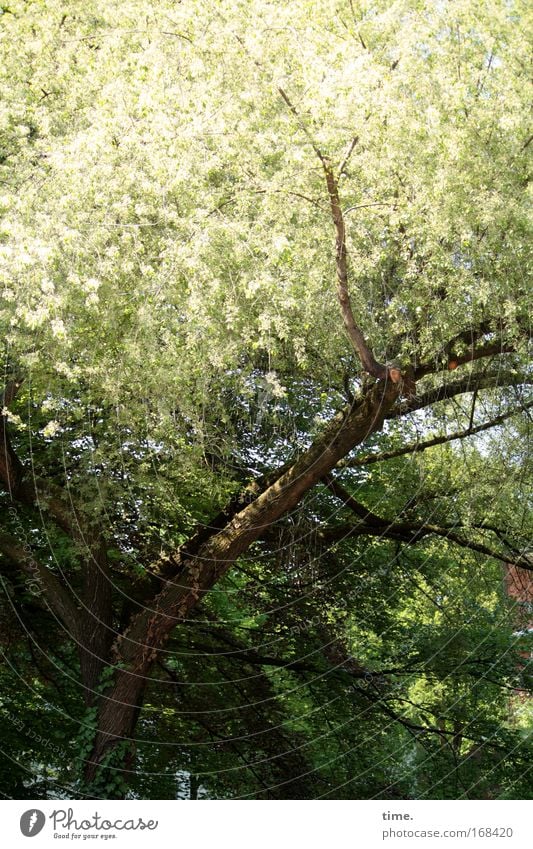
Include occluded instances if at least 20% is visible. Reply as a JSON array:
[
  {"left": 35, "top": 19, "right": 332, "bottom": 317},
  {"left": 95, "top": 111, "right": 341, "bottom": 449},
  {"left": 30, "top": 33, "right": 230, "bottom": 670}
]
[{"left": 0, "top": 0, "right": 531, "bottom": 799}]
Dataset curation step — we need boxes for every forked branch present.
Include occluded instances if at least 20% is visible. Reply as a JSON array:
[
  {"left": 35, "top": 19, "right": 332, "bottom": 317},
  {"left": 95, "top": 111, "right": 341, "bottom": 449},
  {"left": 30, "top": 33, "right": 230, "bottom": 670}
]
[
  {"left": 277, "top": 86, "right": 391, "bottom": 382},
  {"left": 323, "top": 162, "right": 389, "bottom": 380}
]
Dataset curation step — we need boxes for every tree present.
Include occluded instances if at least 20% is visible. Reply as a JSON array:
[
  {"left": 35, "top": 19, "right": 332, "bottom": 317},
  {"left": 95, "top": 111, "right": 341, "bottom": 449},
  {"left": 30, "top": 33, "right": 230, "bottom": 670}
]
[{"left": 0, "top": 0, "right": 531, "bottom": 798}]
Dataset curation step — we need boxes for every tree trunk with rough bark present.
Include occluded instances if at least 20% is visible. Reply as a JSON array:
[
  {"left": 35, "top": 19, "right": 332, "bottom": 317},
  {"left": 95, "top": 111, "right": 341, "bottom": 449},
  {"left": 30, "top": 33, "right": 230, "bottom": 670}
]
[{"left": 81, "top": 379, "right": 400, "bottom": 792}]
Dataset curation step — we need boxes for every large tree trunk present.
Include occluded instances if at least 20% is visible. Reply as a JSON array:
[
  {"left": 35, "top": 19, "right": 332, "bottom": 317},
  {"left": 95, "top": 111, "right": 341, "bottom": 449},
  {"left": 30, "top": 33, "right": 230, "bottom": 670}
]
[
  {"left": 83, "top": 668, "right": 146, "bottom": 796},
  {"left": 82, "top": 380, "right": 399, "bottom": 794},
  {"left": 78, "top": 539, "right": 114, "bottom": 705}
]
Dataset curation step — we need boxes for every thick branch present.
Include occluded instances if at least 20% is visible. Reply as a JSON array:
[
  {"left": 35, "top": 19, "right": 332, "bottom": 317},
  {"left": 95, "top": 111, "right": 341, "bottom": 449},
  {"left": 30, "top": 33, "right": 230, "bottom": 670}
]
[
  {"left": 0, "top": 531, "right": 80, "bottom": 635},
  {"left": 1, "top": 378, "right": 113, "bottom": 697},
  {"left": 100, "top": 381, "right": 400, "bottom": 698}
]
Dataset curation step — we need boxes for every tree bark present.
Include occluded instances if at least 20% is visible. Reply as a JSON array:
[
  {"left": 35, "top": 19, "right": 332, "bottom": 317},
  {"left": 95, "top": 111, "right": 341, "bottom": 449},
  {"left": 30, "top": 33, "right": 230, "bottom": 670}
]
[
  {"left": 83, "top": 379, "right": 400, "bottom": 790},
  {"left": 78, "top": 538, "right": 114, "bottom": 703}
]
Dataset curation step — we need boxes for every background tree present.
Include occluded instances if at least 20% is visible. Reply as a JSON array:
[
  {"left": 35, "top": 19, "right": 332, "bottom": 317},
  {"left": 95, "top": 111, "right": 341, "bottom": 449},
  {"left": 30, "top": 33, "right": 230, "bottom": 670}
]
[{"left": 0, "top": 0, "right": 531, "bottom": 798}]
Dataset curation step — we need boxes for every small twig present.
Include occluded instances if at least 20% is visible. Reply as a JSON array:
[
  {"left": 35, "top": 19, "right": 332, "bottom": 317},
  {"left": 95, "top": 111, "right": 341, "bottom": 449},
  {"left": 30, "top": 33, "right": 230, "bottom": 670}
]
[
  {"left": 468, "top": 388, "right": 478, "bottom": 431},
  {"left": 339, "top": 135, "right": 359, "bottom": 175}
]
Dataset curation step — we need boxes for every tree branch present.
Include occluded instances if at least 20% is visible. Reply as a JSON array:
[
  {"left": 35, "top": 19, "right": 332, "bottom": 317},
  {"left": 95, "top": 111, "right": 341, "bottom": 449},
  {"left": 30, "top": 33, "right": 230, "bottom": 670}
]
[
  {"left": 0, "top": 531, "right": 80, "bottom": 635},
  {"left": 416, "top": 340, "right": 520, "bottom": 379},
  {"left": 319, "top": 516, "right": 533, "bottom": 571},
  {"left": 322, "top": 473, "right": 384, "bottom": 526},
  {"left": 388, "top": 372, "right": 533, "bottom": 418},
  {"left": 339, "top": 399, "right": 533, "bottom": 468},
  {"left": 323, "top": 161, "right": 390, "bottom": 380},
  {"left": 1, "top": 377, "right": 113, "bottom": 697},
  {"left": 338, "top": 135, "right": 359, "bottom": 175},
  {"left": 101, "top": 380, "right": 400, "bottom": 695},
  {"left": 1, "top": 379, "right": 81, "bottom": 535},
  {"left": 276, "top": 86, "right": 392, "bottom": 382},
  {"left": 0, "top": 378, "right": 25, "bottom": 497}
]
